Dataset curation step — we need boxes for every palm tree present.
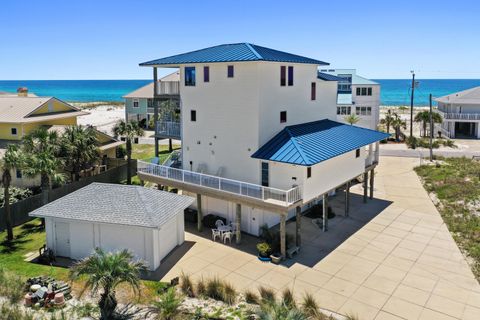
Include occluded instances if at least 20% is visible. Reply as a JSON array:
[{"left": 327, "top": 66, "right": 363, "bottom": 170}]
[
  {"left": 414, "top": 111, "right": 443, "bottom": 137},
  {"left": 0, "top": 145, "right": 24, "bottom": 241},
  {"left": 380, "top": 109, "right": 394, "bottom": 133},
  {"left": 22, "top": 127, "right": 65, "bottom": 206},
  {"left": 391, "top": 113, "right": 407, "bottom": 142},
  {"left": 113, "top": 120, "right": 144, "bottom": 185},
  {"left": 344, "top": 114, "right": 360, "bottom": 125},
  {"left": 70, "top": 248, "right": 146, "bottom": 320},
  {"left": 60, "top": 125, "right": 99, "bottom": 181}
]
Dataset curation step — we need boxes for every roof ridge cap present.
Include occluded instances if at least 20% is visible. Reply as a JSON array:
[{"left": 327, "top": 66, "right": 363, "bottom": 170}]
[
  {"left": 245, "top": 43, "right": 263, "bottom": 60},
  {"left": 284, "top": 126, "right": 311, "bottom": 165}
]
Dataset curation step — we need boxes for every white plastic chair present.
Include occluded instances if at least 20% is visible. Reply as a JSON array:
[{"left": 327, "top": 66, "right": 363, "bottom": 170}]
[
  {"left": 230, "top": 222, "right": 237, "bottom": 232},
  {"left": 223, "top": 231, "right": 232, "bottom": 244},
  {"left": 215, "top": 220, "right": 225, "bottom": 228},
  {"left": 212, "top": 229, "right": 221, "bottom": 242}
]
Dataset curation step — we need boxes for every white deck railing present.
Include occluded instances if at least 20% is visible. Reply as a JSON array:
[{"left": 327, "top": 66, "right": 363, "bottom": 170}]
[
  {"left": 156, "top": 81, "right": 180, "bottom": 95},
  {"left": 156, "top": 120, "right": 181, "bottom": 138},
  {"left": 439, "top": 111, "right": 480, "bottom": 121},
  {"left": 137, "top": 161, "right": 302, "bottom": 206}
]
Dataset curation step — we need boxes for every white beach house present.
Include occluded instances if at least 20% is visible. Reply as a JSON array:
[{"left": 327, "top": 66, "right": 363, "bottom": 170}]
[
  {"left": 435, "top": 86, "right": 480, "bottom": 139},
  {"left": 319, "top": 69, "right": 380, "bottom": 130},
  {"left": 136, "top": 43, "right": 388, "bottom": 258}
]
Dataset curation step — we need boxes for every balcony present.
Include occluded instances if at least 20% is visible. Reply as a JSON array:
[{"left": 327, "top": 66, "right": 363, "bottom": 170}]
[
  {"left": 137, "top": 161, "right": 302, "bottom": 210},
  {"left": 156, "top": 81, "right": 180, "bottom": 96},
  {"left": 439, "top": 111, "right": 480, "bottom": 121},
  {"left": 156, "top": 120, "right": 181, "bottom": 139}
]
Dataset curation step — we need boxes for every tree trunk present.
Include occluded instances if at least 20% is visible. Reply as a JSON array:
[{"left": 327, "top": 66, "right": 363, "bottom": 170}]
[
  {"left": 387, "top": 123, "right": 390, "bottom": 134},
  {"left": 423, "top": 121, "right": 427, "bottom": 137},
  {"left": 40, "top": 173, "right": 50, "bottom": 228},
  {"left": 4, "top": 184, "right": 13, "bottom": 241},
  {"left": 169, "top": 138, "right": 173, "bottom": 152},
  {"left": 99, "top": 290, "right": 117, "bottom": 320},
  {"left": 126, "top": 138, "right": 132, "bottom": 185}
]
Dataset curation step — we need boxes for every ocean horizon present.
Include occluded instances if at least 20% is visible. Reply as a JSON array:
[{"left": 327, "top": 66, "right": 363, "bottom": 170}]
[{"left": 1, "top": 79, "right": 480, "bottom": 106}]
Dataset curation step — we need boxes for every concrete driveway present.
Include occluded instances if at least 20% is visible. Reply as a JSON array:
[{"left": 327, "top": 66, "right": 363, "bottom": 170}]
[{"left": 157, "top": 156, "right": 480, "bottom": 320}]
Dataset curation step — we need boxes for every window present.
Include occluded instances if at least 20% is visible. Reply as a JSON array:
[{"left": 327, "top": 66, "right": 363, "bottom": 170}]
[
  {"left": 336, "top": 106, "right": 351, "bottom": 115},
  {"left": 337, "top": 74, "right": 352, "bottom": 93},
  {"left": 185, "top": 67, "right": 196, "bottom": 86},
  {"left": 261, "top": 162, "right": 269, "bottom": 187},
  {"left": 16, "top": 169, "right": 22, "bottom": 179},
  {"left": 280, "top": 66, "right": 286, "bottom": 86},
  {"left": 356, "top": 87, "right": 373, "bottom": 96},
  {"left": 204, "top": 66, "right": 210, "bottom": 82},
  {"left": 356, "top": 149, "right": 360, "bottom": 158},
  {"left": 133, "top": 99, "right": 139, "bottom": 108},
  {"left": 191, "top": 110, "right": 196, "bottom": 122},
  {"left": 11, "top": 128, "right": 17, "bottom": 135},
  {"left": 287, "top": 66, "right": 294, "bottom": 86},
  {"left": 355, "top": 106, "right": 372, "bottom": 116},
  {"left": 307, "top": 167, "right": 312, "bottom": 178},
  {"left": 280, "top": 111, "right": 287, "bottom": 123},
  {"left": 311, "top": 82, "right": 316, "bottom": 100},
  {"left": 227, "top": 65, "right": 234, "bottom": 78},
  {"left": 147, "top": 99, "right": 153, "bottom": 108}
]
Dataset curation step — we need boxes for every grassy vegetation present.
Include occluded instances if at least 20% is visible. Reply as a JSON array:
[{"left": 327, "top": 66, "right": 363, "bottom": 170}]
[
  {"left": 131, "top": 143, "right": 180, "bottom": 163},
  {"left": 415, "top": 157, "right": 480, "bottom": 278}
]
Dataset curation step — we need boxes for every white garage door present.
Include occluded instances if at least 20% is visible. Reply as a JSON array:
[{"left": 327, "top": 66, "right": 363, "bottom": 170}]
[{"left": 55, "top": 222, "right": 70, "bottom": 257}]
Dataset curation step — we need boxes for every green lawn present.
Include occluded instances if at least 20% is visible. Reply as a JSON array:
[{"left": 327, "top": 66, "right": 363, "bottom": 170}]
[
  {"left": 415, "top": 157, "right": 480, "bottom": 279},
  {"left": 0, "top": 219, "right": 69, "bottom": 280},
  {"left": 132, "top": 143, "right": 180, "bottom": 163}
]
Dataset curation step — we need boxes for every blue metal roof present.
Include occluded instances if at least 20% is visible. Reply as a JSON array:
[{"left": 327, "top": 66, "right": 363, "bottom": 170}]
[
  {"left": 317, "top": 72, "right": 345, "bottom": 81},
  {"left": 252, "top": 120, "right": 390, "bottom": 166},
  {"left": 140, "top": 43, "right": 328, "bottom": 66}
]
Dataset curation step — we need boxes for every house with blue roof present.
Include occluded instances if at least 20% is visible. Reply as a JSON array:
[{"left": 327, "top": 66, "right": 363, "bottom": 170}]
[
  {"left": 136, "top": 43, "right": 388, "bottom": 258},
  {"left": 320, "top": 69, "right": 381, "bottom": 130}
]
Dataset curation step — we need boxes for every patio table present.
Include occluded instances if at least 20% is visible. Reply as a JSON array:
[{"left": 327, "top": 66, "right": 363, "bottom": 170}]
[{"left": 217, "top": 225, "right": 232, "bottom": 233}]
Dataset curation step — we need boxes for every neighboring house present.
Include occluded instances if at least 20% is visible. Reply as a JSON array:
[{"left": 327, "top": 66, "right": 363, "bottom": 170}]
[
  {"left": 136, "top": 43, "right": 388, "bottom": 258},
  {"left": 29, "top": 183, "right": 194, "bottom": 271},
  {"left": 319, "top": 69, "right": 380, "bottom": 130},
  {"left": 123, "top": 71, "right": 180, "bottom": 130},
  {"left": 435, "top": 86, "right": 480, "bottom": 139},
  {"left": 0, "top": 91, "right": 124, "bottom": 187}
]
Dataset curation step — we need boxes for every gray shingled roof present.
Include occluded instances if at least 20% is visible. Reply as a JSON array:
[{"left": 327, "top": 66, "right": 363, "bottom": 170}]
[{"left": 29, "top": 183, "right": 194, "bottom": 228}]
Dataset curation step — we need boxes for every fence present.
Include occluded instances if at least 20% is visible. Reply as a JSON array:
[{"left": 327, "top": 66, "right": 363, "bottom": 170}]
[{"left": 0, "top": 160, "right": 137, "bottom": 231}]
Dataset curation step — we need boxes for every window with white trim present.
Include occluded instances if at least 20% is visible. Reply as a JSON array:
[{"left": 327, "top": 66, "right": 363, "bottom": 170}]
[
  {"left": 133, "top": 99, "right": 139, "bottom": 108},
  {"left": 355, "top": 106, "right": 372, "bottom": 116},
  {"left": 337, "top": 106, "right": 351, "bottom": 115},
  {"left": 11, "top": 128, "right": 17, "bottom": 136},
  {"left": 356, "top": 87, "right": 373, "bottom": 96}
]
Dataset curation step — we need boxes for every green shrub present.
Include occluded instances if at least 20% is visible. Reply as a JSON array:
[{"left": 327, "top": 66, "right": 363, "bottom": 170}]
[
  {"left": 281, "top": 288, "right": 296, "bottom": 309},
  {"left": 196, "top": 277, "right": 207, "bottom": 297},
  {"left": 405, "top": 136, "right": 418, "bottom": 149},
  {"left": 71, "top": 302, "right": 99, "bottom": 318},
  {"left": 222, "top": 281, "right": 237, "bottom": 305},
  {"left": 0, "top": 187, "right": 32, "bottom": 207},
  {"left": 244, "top": 289, "right": 260, "bottom": 304},
  {"left": 256, "top": 242, "right": 272, "bottom": 257},
  {"left": 0, "top": 267, "right": 24, "bottom": 304},
  {"left": 150, "top": 287, "right": 183, "bottom": 320},
  {"left": 180, "top": 272, "right": 195, "bottom": 297},
  {"left": 258, "top": 286, "right": 276, "bottom": 304},
  {"left": 0, "top": 303, "right": 34, "bottom": 320},
  {"left": 301, "top": 292, "right": 319, "bottom": 318},
  {"left": 206, "top": 277, "right": 224, "bottom": 301}
]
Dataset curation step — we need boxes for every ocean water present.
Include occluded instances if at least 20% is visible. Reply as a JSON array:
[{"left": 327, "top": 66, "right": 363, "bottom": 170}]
[{"left": 1, "top": 79, "right": 480, "bottom": 106}]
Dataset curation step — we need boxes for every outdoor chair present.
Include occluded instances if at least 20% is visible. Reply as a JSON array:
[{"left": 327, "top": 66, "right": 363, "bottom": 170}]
[
  {"left": 212, "top": 229, "right": 222, "bottom": 242},
  {"left": 223, "top": 231, "right": 232, "bottom": 244},
  {"left": 215, "top": 220, "right": 225, "bottom": 228}
]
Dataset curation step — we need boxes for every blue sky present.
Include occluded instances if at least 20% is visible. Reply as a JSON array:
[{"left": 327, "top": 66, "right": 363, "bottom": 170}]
[{"left": 1, "top": 0, "right": 479, "bottom": 80}]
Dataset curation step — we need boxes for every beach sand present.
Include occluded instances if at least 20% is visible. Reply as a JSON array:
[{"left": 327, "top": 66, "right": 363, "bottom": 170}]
[{"left": 75, "top": 103, "right": 125, "bottom": 135}]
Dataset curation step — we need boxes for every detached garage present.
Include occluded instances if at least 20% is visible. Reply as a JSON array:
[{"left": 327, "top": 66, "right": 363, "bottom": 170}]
[{"left": 29, "top": 183, "right": 194, "bottom": 271}]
